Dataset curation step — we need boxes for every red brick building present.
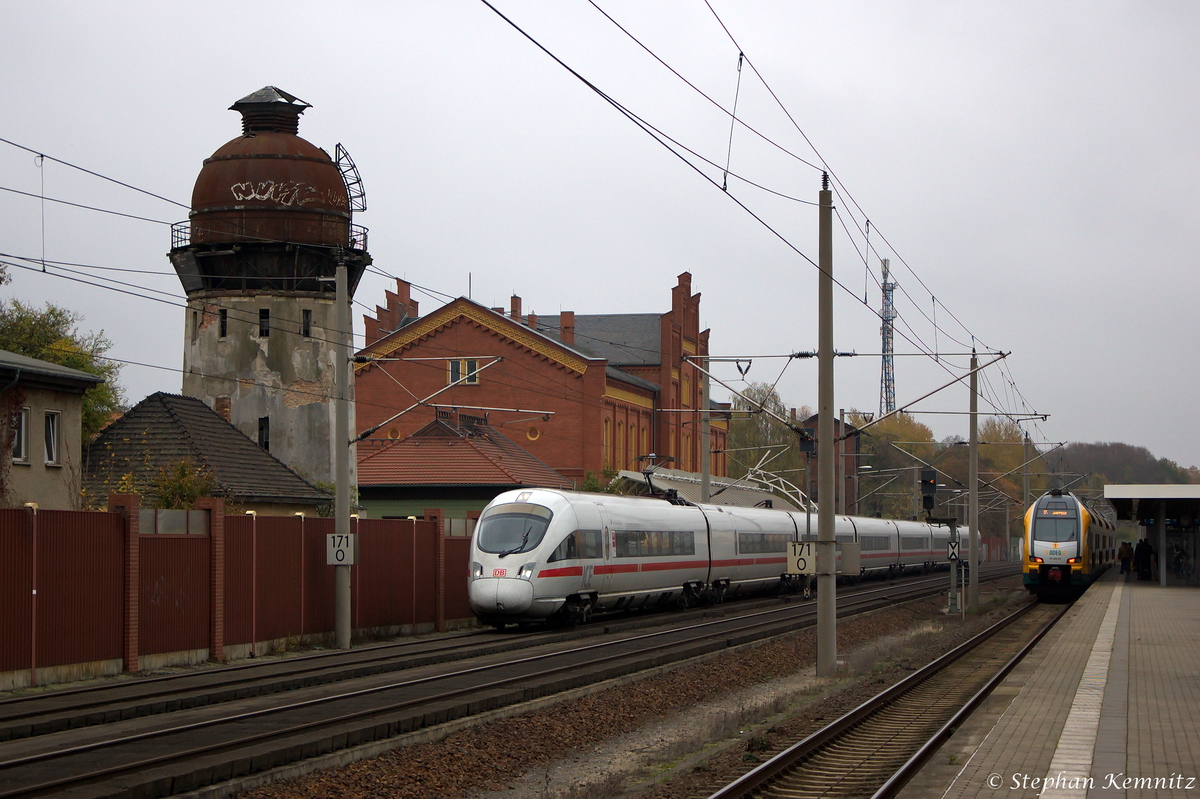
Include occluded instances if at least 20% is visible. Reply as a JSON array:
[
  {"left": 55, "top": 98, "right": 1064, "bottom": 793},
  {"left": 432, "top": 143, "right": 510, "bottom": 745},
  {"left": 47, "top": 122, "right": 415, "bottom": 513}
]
[{"left": 354, "top": 272, "right": 728, "bottom": 486}]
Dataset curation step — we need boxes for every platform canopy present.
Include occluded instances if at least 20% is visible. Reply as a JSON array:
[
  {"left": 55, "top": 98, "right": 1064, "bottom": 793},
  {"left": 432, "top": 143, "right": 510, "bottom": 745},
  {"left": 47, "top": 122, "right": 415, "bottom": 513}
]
[{"left": 1104, "top": 484, "right": 1200, "bottom": 526}]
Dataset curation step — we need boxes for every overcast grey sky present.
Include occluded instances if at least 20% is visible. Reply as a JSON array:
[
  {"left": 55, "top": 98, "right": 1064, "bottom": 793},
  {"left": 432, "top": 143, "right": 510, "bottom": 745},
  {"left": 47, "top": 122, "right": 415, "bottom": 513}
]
[{"left": 2, "top": 1, "right": 1197, "bottom": 469}]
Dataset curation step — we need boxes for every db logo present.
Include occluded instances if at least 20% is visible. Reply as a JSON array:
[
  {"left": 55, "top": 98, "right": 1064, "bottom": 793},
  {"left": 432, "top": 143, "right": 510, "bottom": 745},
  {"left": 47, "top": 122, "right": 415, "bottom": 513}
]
[{"left": 492, "top": 568, "right": 507, "bottom": 577}]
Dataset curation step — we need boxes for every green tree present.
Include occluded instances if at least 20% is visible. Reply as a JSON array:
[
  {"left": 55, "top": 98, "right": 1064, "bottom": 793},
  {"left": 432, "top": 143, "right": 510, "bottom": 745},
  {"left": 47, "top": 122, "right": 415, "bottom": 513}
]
[
  {"left": 0, "top": 299, "right": 125, "bottom": 440},
  {"left": 726, "top": 382, "right": 811, "bottom": 501},
  {"left": 152, "top": 459, "right": 218, "bottom": 509},
  {"left": 849, "top": 411, "right": 936, "bottom": 520}
]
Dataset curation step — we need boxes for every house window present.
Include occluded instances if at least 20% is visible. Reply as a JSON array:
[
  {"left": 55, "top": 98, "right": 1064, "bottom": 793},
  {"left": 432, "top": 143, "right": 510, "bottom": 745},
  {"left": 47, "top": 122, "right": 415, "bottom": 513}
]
[
  {"left": 258, "top": 416, "right": 270, "bottom": 451},
  {"left": 44, "top": 411, "right": 60, "bottom": 466},
  {"left": 219, "top": 308, "right": 228, "bottom": 338},
  {"left": 191, "top": 310, "right": 199, "bottom": 343},
  {"left": 448, "top": 358, "right": 479, "bottom": 385},
  {"left": 11, "top": 407, "right": 28, "bottom": 463},
  {"left": 301, "top": 309, "right": 312, "bottom": 338},
  {"left": 258, "top": 308, "right": 270, "bottom": 338}
]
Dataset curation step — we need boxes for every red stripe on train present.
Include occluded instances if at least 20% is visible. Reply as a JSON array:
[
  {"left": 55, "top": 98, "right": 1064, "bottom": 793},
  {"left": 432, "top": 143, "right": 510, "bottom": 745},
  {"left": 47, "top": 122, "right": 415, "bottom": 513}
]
[
  {"left": 594, "top": 564, "right": 639, "bottom": 575},
  {"left": 639, "top": 560, "right": 709, "bottom": 572},
  {"left": 536, "top": 566, "right": 584, "bottom": 578}
]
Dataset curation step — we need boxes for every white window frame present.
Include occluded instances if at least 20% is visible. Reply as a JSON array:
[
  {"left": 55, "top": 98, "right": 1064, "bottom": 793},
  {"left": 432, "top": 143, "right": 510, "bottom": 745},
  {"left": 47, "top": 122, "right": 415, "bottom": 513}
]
[
  {"left": 44, "top": 410, "right": 60, "bottom": 466},
  {"left": 11, "top": 407, "right": 29, "bottom": 463},
  {"left": 448, "top": 358, "right": 480, "bottom": 385}
]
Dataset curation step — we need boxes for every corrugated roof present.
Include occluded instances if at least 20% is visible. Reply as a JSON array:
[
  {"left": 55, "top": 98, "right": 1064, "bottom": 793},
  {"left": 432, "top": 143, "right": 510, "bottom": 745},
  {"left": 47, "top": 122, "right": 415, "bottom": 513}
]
[
  {"left": 615, "top": 468, "right": 800, "bottom": 511},
  {"left": 358, "top": 419, "right": 572, "bottom": 489},
  {"left": 84, "top": 392, "right": 330, "bottom": 505}
]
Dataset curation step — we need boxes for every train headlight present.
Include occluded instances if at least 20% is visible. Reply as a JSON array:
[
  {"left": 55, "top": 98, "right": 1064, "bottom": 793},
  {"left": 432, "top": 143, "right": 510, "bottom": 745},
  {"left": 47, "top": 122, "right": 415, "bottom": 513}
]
[
  {"left": 517, "top": 562, "right": 538, "bottom": 580},
  {"left": 1067, "top": 557, "right": 1079, "bottom": 564},
  {"left": 1029, "top": 555, "right": 1043, "bottom": 563},
  {"left": 470, "top": 562, "right": 483, "bottom": 580}
]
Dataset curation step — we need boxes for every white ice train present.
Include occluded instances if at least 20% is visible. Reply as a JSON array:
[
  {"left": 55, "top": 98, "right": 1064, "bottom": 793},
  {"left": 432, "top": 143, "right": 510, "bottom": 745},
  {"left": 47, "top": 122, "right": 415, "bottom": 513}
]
[{"left": 468, "top": 488, "right": 961, "bottom": 627}]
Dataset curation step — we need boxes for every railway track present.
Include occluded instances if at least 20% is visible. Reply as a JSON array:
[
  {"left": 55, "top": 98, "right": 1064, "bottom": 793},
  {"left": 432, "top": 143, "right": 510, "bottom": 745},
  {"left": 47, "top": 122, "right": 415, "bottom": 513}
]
[
  {"left": 0, "top": 564, "right": 1018, "bottom": 798},
  {"left": 705, "top": 595, "right": 1066, "bottom": 799}
]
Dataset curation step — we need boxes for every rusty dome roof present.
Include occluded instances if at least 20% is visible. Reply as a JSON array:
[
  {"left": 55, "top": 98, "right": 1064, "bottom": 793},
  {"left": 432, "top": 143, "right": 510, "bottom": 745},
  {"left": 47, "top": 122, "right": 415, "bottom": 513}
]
[{"left": 189, "top": 87, "right": 350, "bottom": 247}]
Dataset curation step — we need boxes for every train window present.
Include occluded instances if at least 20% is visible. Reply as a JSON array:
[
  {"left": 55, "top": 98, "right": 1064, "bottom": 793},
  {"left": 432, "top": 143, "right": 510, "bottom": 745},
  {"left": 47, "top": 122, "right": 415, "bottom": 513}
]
[
  {"left": 548, "top": 530, "right": 603, "bottom": 562},
  {"left": 475, "top": 503, "right": 553, "bottom": 555},
  {"left": 861, "top": 535, "right": 891, "bottom": 551},
  {"left": 901, "top": 537, "right": 927, "bottom": 550},
  {"left": 1032, "top": 517, "right": 1078, "bottom": 542},
  {"left": 615, "top": 530, "right": 695, "bottom": 557},
  {"left": 738, "top": 533, "right": 789, "bottom": 553}
]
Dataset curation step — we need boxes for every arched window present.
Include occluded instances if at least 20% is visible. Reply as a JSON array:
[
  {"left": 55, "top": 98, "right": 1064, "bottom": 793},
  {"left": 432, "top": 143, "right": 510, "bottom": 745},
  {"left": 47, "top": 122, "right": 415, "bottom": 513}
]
[
  {"left": 603, "top": 418, "right": 612, "bottom": 469},
  {"left": 617, "top": 420, "right": 625, "bottom": 471}
]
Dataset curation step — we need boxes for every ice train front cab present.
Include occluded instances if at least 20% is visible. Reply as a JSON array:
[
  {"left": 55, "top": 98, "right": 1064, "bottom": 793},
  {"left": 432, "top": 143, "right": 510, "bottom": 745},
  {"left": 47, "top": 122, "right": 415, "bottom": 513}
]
[{"left": 468, "top": 490, "right": 581, "bottom": 624}]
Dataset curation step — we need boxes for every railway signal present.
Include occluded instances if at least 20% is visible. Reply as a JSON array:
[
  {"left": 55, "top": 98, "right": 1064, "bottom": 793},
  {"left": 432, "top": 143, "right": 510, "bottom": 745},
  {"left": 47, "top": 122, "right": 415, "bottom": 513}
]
[{"left": 920, "top": 469, "right": 937, "bottom": 511}]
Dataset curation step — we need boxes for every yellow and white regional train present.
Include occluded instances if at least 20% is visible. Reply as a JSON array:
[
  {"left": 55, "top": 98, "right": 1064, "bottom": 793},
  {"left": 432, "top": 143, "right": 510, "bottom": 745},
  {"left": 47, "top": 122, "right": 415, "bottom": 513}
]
[{"left": 1023, "top": 489, "right": 1115, "bottom": 600}]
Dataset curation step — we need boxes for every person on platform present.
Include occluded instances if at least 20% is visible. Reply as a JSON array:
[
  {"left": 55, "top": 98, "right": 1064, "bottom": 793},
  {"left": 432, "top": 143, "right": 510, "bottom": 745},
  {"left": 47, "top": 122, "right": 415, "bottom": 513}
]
[
  {"left": 1133, "top": 539, "right": 1149, "bottom": 580},
  {"left": 1118, "top": 541, "right": 1133, "bottom": 575}
]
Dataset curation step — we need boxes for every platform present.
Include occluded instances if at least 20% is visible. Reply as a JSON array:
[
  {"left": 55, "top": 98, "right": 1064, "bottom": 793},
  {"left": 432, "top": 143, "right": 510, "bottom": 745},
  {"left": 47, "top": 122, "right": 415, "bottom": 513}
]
[{"left": 899, "top": 569, "right": 1200, "bottom": 798}]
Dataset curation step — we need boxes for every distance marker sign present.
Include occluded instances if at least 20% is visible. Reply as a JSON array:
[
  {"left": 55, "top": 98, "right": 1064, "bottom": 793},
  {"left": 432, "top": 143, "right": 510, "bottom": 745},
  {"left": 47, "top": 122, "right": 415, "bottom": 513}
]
[
  {"left": 790, "top": 541, "right": 816, "bottom": 575},
  {"left": 327, "top": 533, "right": 357, "bottom": 565}
]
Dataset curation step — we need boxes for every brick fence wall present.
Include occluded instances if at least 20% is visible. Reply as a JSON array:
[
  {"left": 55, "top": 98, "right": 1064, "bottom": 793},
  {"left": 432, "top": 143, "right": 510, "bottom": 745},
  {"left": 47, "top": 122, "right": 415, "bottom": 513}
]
[{"left": 0, "top": 497, "right": 473, "bottom": 689}]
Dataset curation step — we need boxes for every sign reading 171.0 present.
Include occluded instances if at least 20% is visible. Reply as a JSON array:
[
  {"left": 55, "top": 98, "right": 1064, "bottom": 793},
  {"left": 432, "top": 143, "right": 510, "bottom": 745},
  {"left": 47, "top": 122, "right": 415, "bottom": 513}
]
[
  {"left": 790, "top": 541, "right": 816, "bottom": 575},
  {"left": 327, "top": 533, "right": 357, "bottom": 566}
]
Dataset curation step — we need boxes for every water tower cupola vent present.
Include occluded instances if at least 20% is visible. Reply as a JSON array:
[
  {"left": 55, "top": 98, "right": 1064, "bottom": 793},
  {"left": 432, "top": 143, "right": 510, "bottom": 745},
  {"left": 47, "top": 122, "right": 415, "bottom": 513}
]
[{"left": 230, "top": 86, "right": 311, "bottom": 136}]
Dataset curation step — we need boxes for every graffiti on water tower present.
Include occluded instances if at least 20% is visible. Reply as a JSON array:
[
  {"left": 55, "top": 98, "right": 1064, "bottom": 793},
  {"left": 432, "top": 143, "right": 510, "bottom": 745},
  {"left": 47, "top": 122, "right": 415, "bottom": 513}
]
[{"left": 230, "top": 180, "right": 348, "bottom": 209}]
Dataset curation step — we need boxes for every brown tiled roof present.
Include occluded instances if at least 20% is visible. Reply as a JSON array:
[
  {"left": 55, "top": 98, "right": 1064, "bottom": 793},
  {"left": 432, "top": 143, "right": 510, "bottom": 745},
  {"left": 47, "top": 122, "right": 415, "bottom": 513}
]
[
  {"left": 358, "top": 418, "right": 571, "bottom": 489},
  {"left": 84, "top": 392, "right": 330, "bottom": 505}
]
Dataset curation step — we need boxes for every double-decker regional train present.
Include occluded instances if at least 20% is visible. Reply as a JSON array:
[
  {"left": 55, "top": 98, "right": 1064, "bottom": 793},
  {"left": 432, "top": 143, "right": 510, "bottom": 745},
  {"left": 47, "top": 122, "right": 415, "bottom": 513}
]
[
  {"left": 1023, "top": 489, "right": 1115, "bottom": 600},
  {"left": 468, "top": 488, "right": 965, "bottom": 627}
]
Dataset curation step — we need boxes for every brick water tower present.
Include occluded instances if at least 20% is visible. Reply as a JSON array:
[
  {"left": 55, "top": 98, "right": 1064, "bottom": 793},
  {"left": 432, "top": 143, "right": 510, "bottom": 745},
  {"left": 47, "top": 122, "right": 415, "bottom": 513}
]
[{"left": 169, "top": 86, "right": 370, "bottom": 486}]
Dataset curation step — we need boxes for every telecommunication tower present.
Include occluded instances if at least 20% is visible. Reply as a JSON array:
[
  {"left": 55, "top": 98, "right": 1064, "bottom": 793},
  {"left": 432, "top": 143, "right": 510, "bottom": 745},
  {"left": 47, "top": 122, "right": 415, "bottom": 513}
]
[{"left": 879, "top": 258, "right": 896, "bottom": 416}]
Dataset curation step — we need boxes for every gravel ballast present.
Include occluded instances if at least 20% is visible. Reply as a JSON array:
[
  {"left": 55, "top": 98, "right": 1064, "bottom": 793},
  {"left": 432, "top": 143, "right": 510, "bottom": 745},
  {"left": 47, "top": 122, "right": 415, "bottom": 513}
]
[{"left": 235, "top": 577, "right": 1031, "bottom": 799}]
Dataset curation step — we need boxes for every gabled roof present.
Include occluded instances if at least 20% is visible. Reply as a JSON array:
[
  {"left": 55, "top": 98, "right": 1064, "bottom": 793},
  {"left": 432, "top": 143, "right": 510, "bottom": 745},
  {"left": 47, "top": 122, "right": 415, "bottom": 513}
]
[
  {"left": 85, "top": 392, "right": 330, "bottom": 505},
  {"left": 0, "top": 349, "right": 104, "bottom": 394},
  {"left": 358, "top": 417, "right": 572, "bottom": 489},
  {"left": 357, "top": 298, "right": 600, "bottom": 376},
  {"left": 538, "top": 313, "right": 662, "bottom": 366}
]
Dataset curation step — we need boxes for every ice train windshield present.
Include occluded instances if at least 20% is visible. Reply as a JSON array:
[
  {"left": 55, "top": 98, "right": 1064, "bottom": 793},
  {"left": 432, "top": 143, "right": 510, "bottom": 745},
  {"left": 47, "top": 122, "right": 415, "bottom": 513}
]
[{"left": 476, "top": 503, "right": 553, "bottom": 556}]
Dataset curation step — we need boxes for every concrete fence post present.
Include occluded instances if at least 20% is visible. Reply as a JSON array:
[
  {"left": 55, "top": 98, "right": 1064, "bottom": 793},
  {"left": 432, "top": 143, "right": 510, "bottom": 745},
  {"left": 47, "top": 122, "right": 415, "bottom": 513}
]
[
  {"left": 108, "top": 494, "right": 140, "bottom": 673},
  {"left": 196, "top": 497, "right": 225, "bottom": 663},
  {"left": 425, "top": 508, "right": 445, "bottom": 632}
]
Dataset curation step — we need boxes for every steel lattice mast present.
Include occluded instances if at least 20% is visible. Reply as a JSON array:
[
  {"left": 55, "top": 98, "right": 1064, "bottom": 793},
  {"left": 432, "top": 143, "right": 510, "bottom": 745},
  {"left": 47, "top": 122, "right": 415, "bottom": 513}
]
[{"left": 879, "top": 258, "right": 896, "bottom": 416}]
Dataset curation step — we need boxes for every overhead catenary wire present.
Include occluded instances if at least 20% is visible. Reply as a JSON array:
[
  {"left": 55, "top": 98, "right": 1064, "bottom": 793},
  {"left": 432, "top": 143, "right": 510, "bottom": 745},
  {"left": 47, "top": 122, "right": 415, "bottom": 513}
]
[
  {"left": 0, "top": 136, "right": 191, "bottom": 210},
  {"left": 2, "top": 22, "right": 1043, "bottom": 435}
]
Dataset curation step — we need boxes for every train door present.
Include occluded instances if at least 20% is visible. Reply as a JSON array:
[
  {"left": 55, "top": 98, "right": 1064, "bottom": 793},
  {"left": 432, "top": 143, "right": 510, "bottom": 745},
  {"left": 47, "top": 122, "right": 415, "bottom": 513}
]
[{"left": 594, "top": 503, "right": 613, "bottom": 597}]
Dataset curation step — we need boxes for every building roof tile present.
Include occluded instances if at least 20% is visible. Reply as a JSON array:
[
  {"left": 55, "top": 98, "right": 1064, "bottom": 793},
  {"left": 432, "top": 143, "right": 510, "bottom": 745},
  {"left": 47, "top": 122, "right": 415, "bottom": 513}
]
[
  {"left": 358, "top": 417, "right": 571, "bottom": 489},
  {"left": 84, "top": 392, "right": 330, "bottom": 505}
]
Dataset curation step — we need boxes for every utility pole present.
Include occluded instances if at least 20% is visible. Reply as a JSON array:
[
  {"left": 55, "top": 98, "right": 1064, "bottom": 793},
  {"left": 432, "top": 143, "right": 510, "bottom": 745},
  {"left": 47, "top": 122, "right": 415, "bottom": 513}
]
[
  {"left": 700, "top": 356, "right": 711, "bottom": 503},
  {"left": 838, "top": 408, "right": 846, "bottom": 515},
  {"left": 1022, "top": 433, "right": 1031, "bottom": 510},
  {"left": 335, "top": 254, "right": 352, "bottom": 650},
  {"left": 967, "top": 351, "right": 979, "bottom": 612},
  {"left": 912, "top": 466, "right": 920, "bottom": 520},
  {"left": 817, "top": 173, "right": 837, "bottom": 678}
]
